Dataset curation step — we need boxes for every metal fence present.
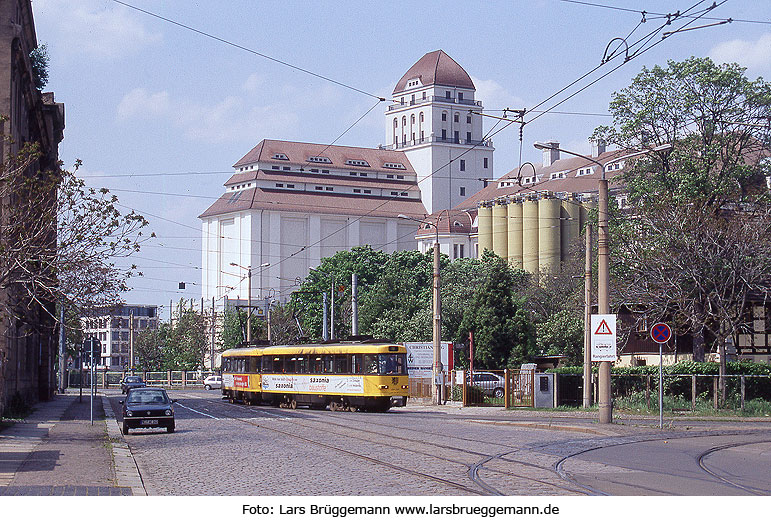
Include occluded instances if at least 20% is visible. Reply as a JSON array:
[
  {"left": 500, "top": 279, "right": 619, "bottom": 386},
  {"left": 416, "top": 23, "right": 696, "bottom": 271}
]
[
  {"left": 556, "top": 373, "right": 771, "bottom": 412},
  {"left": 66, "top": 369, "right": 218, "bottom": 390}
]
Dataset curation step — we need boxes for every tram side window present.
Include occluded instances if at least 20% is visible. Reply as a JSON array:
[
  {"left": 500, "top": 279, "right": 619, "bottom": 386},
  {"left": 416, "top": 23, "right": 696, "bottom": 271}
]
[
  {"left": 295, "top": 356, "right": 308, "bottom": 373},
  {"left": 261, "top": 356, "right": 273, "bottom": 373},
  {"left": 311, "top": 356, "right": 324, "bottom": 374},
  {"left": 351, "top": 354, "right": 362, "bottom": 374},
  {"left": 272, "top": 356, "right": 284, "bottom": 373},
  {"left": 362, "top": 354, "right": 378, "bottom": 374},
  {"left": 285, "top": 356, "right": 297, "bottom": 373},
  {"left": 334, "top": 355, "right": 350, "bottom": 374},
  {"left": 249, "top": 357, "right": 260, "bottom": 373},
  {"left": 323, "top": 355, "right": 334, "bottom": 374},
  {"left": 379, "top": 353, "right": 406, "bottom": 375},
  {"left": 236, "top": 358, "right": 246, "bottom": 373}
]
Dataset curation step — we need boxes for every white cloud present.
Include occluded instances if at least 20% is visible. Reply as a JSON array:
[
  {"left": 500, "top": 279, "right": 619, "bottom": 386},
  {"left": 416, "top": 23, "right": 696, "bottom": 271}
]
[
  {"left": 33, "top": 0, "right": 162, "bottom": 60},
  {"left": 471, "top": 77, "right": 525, "bottom": 111},
  {"left": 710, "top": 33, "right": 771, "bottom": 73},
  {"left": 116, "top": 86, "right": 301, "bottom": 144}
]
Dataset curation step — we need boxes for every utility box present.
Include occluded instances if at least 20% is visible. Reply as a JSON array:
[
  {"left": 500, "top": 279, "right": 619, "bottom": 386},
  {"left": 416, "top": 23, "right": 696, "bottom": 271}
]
[{"left": 534, "top": 373, "right": 555, "bottom": 408}]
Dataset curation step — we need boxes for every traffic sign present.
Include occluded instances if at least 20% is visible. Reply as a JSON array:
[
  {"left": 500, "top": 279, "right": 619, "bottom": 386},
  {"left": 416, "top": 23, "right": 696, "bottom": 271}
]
[
  {"left": 590, "top": 314, "right": 617, "bottom": 361},
  {"left": 651, "top": 323, "right": 672, "bottom": 344}
]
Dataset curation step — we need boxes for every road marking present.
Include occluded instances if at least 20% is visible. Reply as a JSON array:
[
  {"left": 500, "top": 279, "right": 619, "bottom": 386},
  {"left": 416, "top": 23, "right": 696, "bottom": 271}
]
[{"left": 175, "top": 403, "right": 219, "bottom": 419}]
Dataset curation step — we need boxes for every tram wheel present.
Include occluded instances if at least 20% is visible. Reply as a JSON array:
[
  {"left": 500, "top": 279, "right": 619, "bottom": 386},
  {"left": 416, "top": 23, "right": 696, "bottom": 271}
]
[
  {"left": 289, "top": 398, "right": 297, "bottom": 410},
  {"left": 330, "top": 400, "right": 342, "bottom": 412}
]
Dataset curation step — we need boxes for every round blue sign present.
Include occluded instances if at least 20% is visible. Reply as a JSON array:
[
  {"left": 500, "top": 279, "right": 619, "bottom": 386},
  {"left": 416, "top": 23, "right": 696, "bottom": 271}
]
[{"left": 650, "top": 323, "right": 672, "bottom": 344}]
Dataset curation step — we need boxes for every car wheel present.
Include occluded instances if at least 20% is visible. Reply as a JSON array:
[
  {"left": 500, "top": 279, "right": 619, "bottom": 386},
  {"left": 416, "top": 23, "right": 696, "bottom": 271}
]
[
  {"left": 493, "top": 388, "right": 504, "bottom": 399},
  {"left": 204, "top": 384, "right": 211, "bottom": 390},
  {"left": 167, "top": 424, "right": 175, "bottom": 433},
  {"left": 122, "top": 422, "right": 129, "bottom": 435}
]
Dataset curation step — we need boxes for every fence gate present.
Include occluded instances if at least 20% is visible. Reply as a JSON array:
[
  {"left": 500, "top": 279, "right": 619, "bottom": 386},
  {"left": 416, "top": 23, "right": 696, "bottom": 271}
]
[
  {"left": 462, "top": 370, "right": 507, "bottom": 407},
  {"left": 506, "top": 369, "right": 534, "bottom": 408}
]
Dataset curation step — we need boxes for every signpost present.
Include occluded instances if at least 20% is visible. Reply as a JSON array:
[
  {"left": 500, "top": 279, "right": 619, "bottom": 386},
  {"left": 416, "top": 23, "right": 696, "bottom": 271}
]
[
  {"left": 83, "top": 337, "right": 101, "bottom": 426},
  {"left": 590, "top": 315, "right": 617, "bottom": 361},
  {"left": 650, "top": 323, "right": 672, "bottom": 429}
]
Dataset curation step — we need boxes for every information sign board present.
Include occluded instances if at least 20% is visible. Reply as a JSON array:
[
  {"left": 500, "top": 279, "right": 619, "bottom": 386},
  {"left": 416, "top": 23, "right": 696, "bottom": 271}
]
[{"left": 590, "top": 314, "right": 617, "bottom": 361}]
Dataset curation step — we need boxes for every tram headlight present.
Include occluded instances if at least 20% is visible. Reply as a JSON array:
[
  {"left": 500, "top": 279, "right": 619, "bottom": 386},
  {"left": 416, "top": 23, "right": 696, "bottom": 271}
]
[{"left": 378, "top": 385, "right": 388, "bottom": 389}]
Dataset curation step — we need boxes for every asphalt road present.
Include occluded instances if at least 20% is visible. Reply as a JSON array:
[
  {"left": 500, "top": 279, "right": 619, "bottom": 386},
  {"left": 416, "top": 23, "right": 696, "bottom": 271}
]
[{"left": 106, "top": 390, "right": 771, "bottom": 496}]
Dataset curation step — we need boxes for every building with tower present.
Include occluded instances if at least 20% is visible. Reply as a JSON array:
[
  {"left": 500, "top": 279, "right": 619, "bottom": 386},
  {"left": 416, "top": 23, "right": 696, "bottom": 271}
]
[
  {"left": 200, "top": 50, "right": 493, "bottom": 307},
  {"left": 386, "top": 50, "right": 494, "bottom": 214}
]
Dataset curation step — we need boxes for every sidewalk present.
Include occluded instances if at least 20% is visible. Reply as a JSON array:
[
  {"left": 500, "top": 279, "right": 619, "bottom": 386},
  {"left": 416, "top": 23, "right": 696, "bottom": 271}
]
[{"left": 0, "top": 391, "right": 144, "bottom": 496}]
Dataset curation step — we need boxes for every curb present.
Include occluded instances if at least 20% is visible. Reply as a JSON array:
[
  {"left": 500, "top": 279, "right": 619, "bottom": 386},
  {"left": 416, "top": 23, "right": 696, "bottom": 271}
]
[{"left": 101, "top": 395, "right": 147, "bottom": 496}]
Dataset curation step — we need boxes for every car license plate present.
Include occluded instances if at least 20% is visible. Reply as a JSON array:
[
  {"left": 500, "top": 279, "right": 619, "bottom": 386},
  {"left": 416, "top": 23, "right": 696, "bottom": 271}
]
[{"left": 140, "top": 419, "right": 158, "bottom": 425}]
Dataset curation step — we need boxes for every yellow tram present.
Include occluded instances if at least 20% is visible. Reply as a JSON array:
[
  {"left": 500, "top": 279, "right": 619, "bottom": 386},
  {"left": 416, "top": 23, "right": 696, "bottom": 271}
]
[{"left": 221, "top": 342, "right": 409, "bottom": 412}]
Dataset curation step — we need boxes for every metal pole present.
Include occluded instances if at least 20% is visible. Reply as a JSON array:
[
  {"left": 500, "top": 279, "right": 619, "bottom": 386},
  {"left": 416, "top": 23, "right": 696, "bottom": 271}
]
[
  {"left": 129, "top": 310, "right": 134, "bottom": 372},
  {"left": 598, "top": 176, "right": 612, "bottom": 424},
  {"left": 330, "top": 278, "right": 335, "bottom": 340},
  {"left": 247, "top": 266, "right": 252, "bottom": 344},
  {"left": 211, "top": 297, "right": 215, "bottom": 369},
  {"left": 583, "top": 224, "right": 593, "bottom": 408},
  {"left": 322, "top": 292, "right": 329, "bottom": 341},
  {"left": 351, "top": 274, "right": 359, "bottom": 336},
  {"left": 90, "top": 345, "right": 95, "bottom": 425},
  {"left": 659, "top": 343, "right": 664, "bottom": 429},
  {"left": 433, "top": 239, "right": 442, "bottom": 405},
  {"left": 59, "top": 304, "right": 66, "bottom": 393}
]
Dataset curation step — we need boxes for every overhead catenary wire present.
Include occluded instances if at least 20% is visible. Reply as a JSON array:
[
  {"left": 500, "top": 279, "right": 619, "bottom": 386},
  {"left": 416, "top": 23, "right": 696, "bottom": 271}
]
[{"left": 110, "top": 0, "right": 386, "bottom": 102}]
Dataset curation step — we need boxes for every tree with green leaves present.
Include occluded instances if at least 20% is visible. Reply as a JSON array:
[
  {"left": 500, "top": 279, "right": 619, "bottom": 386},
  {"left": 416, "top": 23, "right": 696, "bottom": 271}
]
[
  {"left": 162, "top": 306, "right": 208, "bottom": 370},
  {"left": 457, "top": 251, "right": 535, "bottom": 369},
  {"left": 219, "top": 308, "right": 266, "bottom": 351},
  {"left": 593, "top": 57, "right": 771, "bottom": 404},
  {"left": 134, "top": 325, "right": 167, "bottom": 372}
]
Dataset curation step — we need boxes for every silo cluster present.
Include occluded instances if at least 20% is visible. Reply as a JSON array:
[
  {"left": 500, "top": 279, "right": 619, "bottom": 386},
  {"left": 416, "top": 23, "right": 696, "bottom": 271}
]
[{"left": 477, "top": 192, "right": 594, "bottom": 274}]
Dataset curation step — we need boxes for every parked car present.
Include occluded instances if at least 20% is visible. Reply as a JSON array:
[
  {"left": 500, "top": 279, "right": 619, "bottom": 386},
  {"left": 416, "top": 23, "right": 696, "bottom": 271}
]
[
  {"left": 203, "top": 375, "right": 222, "bottom": 390},
  {"left": 470, "top": 372, "right": 505, "bottom": 399},
  {"left": 120, "top": 387, "right": 176, "bottom": 435},
  {"left": 120, "top": 375, "right": 146, "bottom": 394}
]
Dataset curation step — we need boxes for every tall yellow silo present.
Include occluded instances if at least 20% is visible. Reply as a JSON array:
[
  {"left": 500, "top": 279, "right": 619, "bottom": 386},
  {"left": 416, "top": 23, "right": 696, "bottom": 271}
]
[
  {"left": 561, "top": 198, "right": 581, "bottom": 261},
  {"left": 477, "top": 205, "right": 493, "bottom": 255},
  {"left": 507, "top": 200, "right": 523, "bottom": 269},
  {"left": 522, "top": 197, "right": 539, "bottom": 274},
  {"left": 492, "top": 203, "right": 508, "bottom": 259},
  {"left": 538, "top": 195, "right": 561, "bottom": 274}
]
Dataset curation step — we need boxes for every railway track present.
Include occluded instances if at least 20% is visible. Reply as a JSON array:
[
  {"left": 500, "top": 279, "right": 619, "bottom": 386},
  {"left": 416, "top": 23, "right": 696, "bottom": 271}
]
[{"left": 181, "top": 393, "right": 589, "bottom": 496}]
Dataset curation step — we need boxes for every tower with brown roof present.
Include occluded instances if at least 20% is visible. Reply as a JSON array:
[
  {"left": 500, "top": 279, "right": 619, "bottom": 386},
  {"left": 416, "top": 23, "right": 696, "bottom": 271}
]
[{"left": 386, "top": 50, "right": 494, "bottom": 214}]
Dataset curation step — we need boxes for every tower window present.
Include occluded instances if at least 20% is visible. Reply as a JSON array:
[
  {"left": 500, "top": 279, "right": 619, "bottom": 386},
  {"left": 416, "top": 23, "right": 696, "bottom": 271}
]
[
  {"left": 466, "top": 131, "right": 472, "bottom": 143},
  {"left": 442, "top": 129, "right": 447, "bottom": 140},
  {"left": 458, "top": 92, "right": 464, "bottom": 100},
  {"left": 460, "top": 186, "right": 466, "bottom": 196},
  {"left": 460, "top": 160, "right": 465, "bottom": 171},
  {"left": 454, "top": 113, "right": 459, "bottom": 123},
  {"left": 467, "top": 115, "right": 471, "bottom": 124},
  {"left": 441, "top": 113, "right": 447, "bottom": 122},
  {"left": 445, "top": 90, "right": 451, "bottom": 99},
  {"left": 483, "top": 157, "right": 488, "bottom": 169}
]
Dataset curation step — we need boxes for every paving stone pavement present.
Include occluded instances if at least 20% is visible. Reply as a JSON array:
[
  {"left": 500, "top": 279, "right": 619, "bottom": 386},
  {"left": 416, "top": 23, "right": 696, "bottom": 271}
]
[{"left": 0, "top": 391, "right": 141, "bottom": 496}]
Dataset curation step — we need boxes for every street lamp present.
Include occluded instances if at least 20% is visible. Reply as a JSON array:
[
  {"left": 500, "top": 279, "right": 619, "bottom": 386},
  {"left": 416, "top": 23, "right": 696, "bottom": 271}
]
[
  {"left": 533, "top": 141, "right": 671, "bottom": 424},
  {"left": 230, "top": 262, "right": 269, "bottom": 344},
  {"left": 399, "top": 213, "right": 443, "bottom": 405},
  {"left": 309, "top": 267, "right": 335, "bottom": 341}
]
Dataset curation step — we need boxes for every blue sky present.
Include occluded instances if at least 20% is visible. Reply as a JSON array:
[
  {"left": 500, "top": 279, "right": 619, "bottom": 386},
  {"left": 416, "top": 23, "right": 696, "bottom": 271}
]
[{"left": 31, "top": 0, "right": 771, "bottom": 314}]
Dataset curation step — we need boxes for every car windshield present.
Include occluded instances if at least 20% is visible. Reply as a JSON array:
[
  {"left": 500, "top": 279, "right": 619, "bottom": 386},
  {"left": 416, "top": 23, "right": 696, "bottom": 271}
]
[
  {"left": 125, "top": 377, "right": 142, "bottom": 383},
  {"left": 127, "top": 390, "right": 169, "bottom": 405}
]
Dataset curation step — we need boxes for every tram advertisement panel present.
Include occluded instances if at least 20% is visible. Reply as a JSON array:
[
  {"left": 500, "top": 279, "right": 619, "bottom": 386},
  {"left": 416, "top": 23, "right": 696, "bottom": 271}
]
[
  {"left": 261, "top": 374, "right": 364, "bottom": 394},
  {"left": 223, "top": 374, "right": 249, "bottom": 389}
]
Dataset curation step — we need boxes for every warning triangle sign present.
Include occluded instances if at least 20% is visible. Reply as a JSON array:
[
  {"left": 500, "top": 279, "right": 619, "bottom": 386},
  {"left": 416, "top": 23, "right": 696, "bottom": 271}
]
[{"left": 595, "top": 319, "right": 613, "bottom": 335}]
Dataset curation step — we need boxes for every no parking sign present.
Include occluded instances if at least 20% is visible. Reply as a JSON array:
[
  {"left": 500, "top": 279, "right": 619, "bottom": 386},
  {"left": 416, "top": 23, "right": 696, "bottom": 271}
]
[{"left": 650, "top": 323, "right": 672, "bottom": 344}]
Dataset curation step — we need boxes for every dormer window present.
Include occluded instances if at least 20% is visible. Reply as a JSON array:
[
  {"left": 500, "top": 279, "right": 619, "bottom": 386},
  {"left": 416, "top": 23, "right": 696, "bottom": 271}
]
[
  {"left": 605, "top": 161, "right": 624, "bottom": 171},
  {"left": 383, "top": 162, "right": 406, "bottom": 170},
  {"left": 307, "top": 156, "right": 332, "bottom": 164},
  {"left": 550, "top": 171, "right": 566, "bottom": 180},
  {"left": 577, "top": 167, "right": 595, "bottom": 176},
  {"left": 272, "top": 153, "right": 289, "bottom": 161},
  {"left": 345, "top": 159, "right": 370, "bottom": 167}
]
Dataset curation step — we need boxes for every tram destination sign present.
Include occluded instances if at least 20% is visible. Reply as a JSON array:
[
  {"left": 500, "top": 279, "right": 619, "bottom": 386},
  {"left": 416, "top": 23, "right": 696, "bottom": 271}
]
[{"left": 590, "top": 314, "right": 617, "bottom": 361}]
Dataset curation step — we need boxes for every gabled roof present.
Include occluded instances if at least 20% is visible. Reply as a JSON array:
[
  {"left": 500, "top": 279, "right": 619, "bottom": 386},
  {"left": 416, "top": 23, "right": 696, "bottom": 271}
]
[
  {"left": 393, "top": 50, "right": 475, "bottom": 94},
  {"left": 233, "top": 139, "right": 416, "bottom": 174},
  {"left": 454, "top": 149, "right": 631, "bottom": 209}
]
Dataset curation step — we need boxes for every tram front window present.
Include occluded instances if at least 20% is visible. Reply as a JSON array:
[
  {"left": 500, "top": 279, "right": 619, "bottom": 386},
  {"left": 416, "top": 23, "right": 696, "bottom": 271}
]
[{"left": 378, "top": 353, "right": 406, "bottom": 375}]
